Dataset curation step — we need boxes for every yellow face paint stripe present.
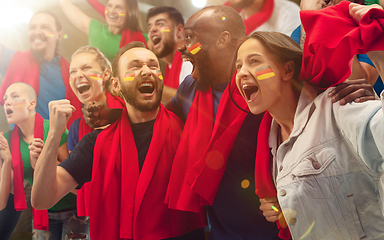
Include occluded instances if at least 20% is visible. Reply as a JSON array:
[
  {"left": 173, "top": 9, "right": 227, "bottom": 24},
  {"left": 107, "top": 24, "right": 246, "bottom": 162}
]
[
  {"left": 187, "top": 42, "right": 202, "bottom": 55},
  {"left": 156, "top": 71, "right": 163, "bottom": 80},
  {"left": 255, "top": 66, "right": 275, "bottom": 80},
  {"left": 257, "top": 72, "right": 275, "bottom": 80},
  {"left": 88, "top": 71, "right": 103, "bottom": 81},
  {"left": 14, "top": 100, "right": 26, "bottom": 108},
  {"left": 44, "top": 32, "right": 54, "bottom": 37},
  {"left": 160, "top": 27, "right": 171, "bottom": 33},
  {"left": 124, "top": 72, "right": 135, "bottom": 81}
]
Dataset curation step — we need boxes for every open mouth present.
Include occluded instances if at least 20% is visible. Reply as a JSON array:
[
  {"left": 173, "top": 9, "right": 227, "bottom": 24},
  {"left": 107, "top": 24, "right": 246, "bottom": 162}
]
[
  {"left": 31, "top": 36, "right": 47, "bottom": 43},
  {"left": 77, "top": 83, "right": 91, "bottom": 94},
  {"left": 242, "top": 84, "right": 259, "bottom": 101},
  {"left": 138, "top": 82, "right": 155, "bottom": 94},
  {"left": 152, "top": 36, "right": 161, "bottom": 46},
  {"left": 107, "top": 13, "right": 118, "bottom": 19},
  {"left": 6, "top": 109, "right": 13, "bottom": 115}
]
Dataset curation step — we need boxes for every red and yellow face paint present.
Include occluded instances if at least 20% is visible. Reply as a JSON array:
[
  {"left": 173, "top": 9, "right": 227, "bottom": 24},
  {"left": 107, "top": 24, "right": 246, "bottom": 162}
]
[
  {"left": 154, "top": 70, "right": 163, "bottom": 80},
  {"left": 105, "top": 9, "right": 110, "bottom": 16},
  {"left": 187, "top": 42, "right": 202, "bottom": 55},
  {"left": 160, "top": 27, "right": 171, "bottom": 33},
  {"left": 69, "top": 70, "right": 103, "bottom": 84},
  {"left": 118, "top": 11, "right": 126, "bottom": 17},
  {"left": 88, "top": 70, "right": 103, "bottom": 81},
  {"left": 124, "top": 71, "right": 136, "bottom": 81},
  {"left": 255, "top": 66, "right": 275, "bottom": 80},
  {"left": 44, "top": 31, "right": 55, "bottom": 38},
  {"left": 14, "top": 99, "right": 26, "bottom": 108}
]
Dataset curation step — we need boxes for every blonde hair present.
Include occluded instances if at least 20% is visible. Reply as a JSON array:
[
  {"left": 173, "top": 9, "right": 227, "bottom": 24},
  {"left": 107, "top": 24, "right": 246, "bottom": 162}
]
[{"left": 72, "top": 46, "right": 112, "bottom": 92}]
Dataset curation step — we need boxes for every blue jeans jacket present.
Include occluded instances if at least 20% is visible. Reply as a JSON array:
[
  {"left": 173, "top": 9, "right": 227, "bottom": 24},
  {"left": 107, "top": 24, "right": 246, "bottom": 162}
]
[{"left": 270, "top": 84, "right": 384, "bottom": 239}]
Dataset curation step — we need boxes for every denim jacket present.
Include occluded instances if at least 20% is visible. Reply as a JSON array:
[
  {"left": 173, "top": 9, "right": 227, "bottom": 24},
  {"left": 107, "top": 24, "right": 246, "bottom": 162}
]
[{"left": 270, "top": 83, "right": 384, "bottom": 240}]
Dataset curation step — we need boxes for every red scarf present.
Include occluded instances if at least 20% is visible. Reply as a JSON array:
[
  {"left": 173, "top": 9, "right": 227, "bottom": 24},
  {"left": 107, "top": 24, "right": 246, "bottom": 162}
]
[
  {"left": 255, "top": 112, "right": 291, "bottom": 239},
  {"left": 164, "top": 51, "right": 184, "bottom": 89},
  {"left": 0, "top": 51, "right": 82, "bottom": 128},
  {"left": 120, "top": 30, "right": 147, "bottom": 48},
  {"left": 224, "top": 0, "right": 275, "bottom": 35},
  {"left": 76, "top": 92, "right": 124, "bottom": 217},
  {"left": 300, "top": 1, "right": 384, "bottom": 89},
  {"left": 11, "top": 113, "right": 49, "bottom": 231},
  {"left": 166, "top": 76, "right": 249, "bottom": 212},
  {"left": 86, "top": 0, "right": 147, "bottom": 48},
  {"left": 89, "top": 105, "right": 204, "bottom": 240}
]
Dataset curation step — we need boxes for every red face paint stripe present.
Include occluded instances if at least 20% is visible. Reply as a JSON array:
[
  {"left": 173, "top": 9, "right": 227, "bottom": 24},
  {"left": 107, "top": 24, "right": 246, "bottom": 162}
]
[
  {"left": 124, "top": 72, "right": 136, "bottom": 81},
  {"left": 187, "top": 42, "right": 202, "bottom": 52},
  {"left": 255, "top": 68, "right": 274, "bottom": 76}
]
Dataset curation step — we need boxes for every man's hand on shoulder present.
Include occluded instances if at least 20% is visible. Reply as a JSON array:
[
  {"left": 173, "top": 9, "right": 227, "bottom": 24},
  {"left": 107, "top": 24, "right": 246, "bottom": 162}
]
[
  {"left": 82, "top": 101, "right": 122, "bottom": 128},
  {"left": 328, "top": 79, "right": 376, "bottom": 105}
]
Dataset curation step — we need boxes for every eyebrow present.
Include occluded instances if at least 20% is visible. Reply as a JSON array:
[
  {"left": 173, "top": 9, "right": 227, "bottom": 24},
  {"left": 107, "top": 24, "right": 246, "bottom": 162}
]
[
  {"left": 128, "top": 59, "right": 158, "bottom": 65},
  {"left": 247, "top": 53, "right": 262, "bottom": 58},
  {"left": 155, "top": 19, "right": 166, "bottom": 24},
  {"left": 148, "top": 19, "right": 166, "bottom": 27},
  {"left": 70, "top": 63, "right": 89, "bottom": 71}
]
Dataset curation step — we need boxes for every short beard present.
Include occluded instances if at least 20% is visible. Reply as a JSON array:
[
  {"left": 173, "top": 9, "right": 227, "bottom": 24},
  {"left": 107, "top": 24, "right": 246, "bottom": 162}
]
[
  {"left": 154, "top": 40, "right": 174, "bottom": 59},
  {"left": 31, "top": 48, "right": 47, "bottom": 62},
  {"left": 121, "top": 82, "right": 163, "bottom": 112},
  {"left": 31, "top": 44, "right": 59, "bottom": 63}
]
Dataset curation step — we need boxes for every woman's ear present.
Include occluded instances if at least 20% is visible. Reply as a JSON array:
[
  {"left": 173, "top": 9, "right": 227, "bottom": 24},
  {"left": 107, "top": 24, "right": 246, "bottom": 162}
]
[
  {"left": 282, "top": 61, "right": 295, "bottom": 82},
  {"left": 28, "top": 100, "right": 37, "bottom": 111},
  {"left": 103, "top": 69, "right": 111, "bottom": 83}
]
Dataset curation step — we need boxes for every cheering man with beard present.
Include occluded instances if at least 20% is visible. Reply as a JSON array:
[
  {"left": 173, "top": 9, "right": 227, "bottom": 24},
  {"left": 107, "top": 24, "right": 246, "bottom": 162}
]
[
  {"left": 147, "top": 6, "right": 192, "bottom": 107},
  {"left": 31, "top": 42, "right": 206, "bottom": 240},
  {"left": 0, "top": 11, "right": 82, "bottom": 128}
]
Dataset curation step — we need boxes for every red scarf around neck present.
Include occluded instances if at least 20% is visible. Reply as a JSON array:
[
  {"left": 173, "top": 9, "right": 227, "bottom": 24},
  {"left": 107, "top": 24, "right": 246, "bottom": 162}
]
[
  {"left": 255, "top": 111, "right": 290, "bottom": 239},
  {"left": 166, "top": 75, "right": 248, "bottom": 212},
  {"left": 0, "top": 51, "right": 83, "bottom": 128},
  {"left": 164, "top": 51, "right": 184, "bottom": 89},
  {"left": 300, "top": 1, "right": 384, "bottom": 89},
  {"left": 89, "top": 105, "right": 204, "bottom": 240},
  {"left": 76, "top": 92, "right": 124, "bottom": 217},
  {"left": 11, "top": 113, "right": 49, "bottom": 231},
  {"left": 224, "top": 0, "right": 275, "bottom": 35}
]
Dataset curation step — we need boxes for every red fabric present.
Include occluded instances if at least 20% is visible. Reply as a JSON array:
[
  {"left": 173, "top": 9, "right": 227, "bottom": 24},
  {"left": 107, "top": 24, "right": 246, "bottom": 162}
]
[
  {"left": 11, "top": 114, "right": 49, "bottom": 231},
  {"left": 223, "top": 0, "right": 275, "bottom": 35},
  {"left": 0, "top": 51, "right": 82, "bottom": 128},
  {"left": 76, "top": 92, "right": 124, "bottom": 217},
  {"left": 300, "top": 1, "right": 384, "bottom": 89},
  {"left": 120, "top": 30, "right": 147, "bottom": 48},
  {"left": 86, "top": 0, "right": 147, "bottom": 48},
  {"left": 164, "top": 51, "right": 184, "bottom": 89},
  {"left": 89, "top": 105, "right": 205, "bottom": 240},
  {"left": 166, "top": 75, "right": 249, "bottom": 212},
  {"left": 255, "top": 112, "right": 290, "bottom": 239}
]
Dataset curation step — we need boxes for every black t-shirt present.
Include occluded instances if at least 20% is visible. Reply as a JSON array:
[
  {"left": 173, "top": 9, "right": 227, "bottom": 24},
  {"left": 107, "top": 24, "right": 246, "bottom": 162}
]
[
  {"left": 59, "top": 119, "right": 155, "bottom": 189},
  {"left": 59, "top": 119, "right": 205, "bottom": 240}
]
